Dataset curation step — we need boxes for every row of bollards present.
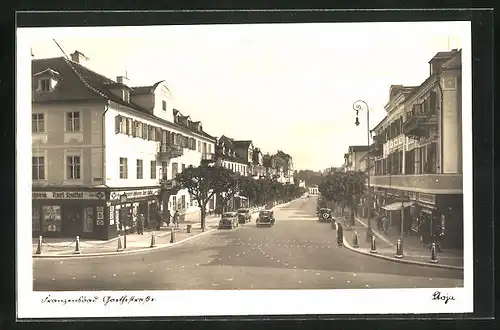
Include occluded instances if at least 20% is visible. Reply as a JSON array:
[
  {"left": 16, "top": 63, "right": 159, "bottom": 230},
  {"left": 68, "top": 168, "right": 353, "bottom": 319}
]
[
  {"left": 351, "top": 232, "right": 439, "bottom": 263},
  {"left": 35, "top": 226, "right": 185, "bottom": 256}
]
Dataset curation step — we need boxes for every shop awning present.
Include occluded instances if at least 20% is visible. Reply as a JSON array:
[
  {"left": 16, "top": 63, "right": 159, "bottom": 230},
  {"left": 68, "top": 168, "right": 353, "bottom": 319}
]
[
  {"left": 381, "top": 201, "right": 414, "bottom": 211},
  {"left": 235, "top": 195, "right": 248, "bottom": 200}
]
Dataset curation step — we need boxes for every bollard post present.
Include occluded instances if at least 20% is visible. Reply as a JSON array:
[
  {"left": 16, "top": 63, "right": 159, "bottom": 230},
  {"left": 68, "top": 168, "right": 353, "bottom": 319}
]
[
  {"left": 352, "top": 231, "right": 359, "bottom": 248},
  {"left": 170, "top": 228, "right": 175, "bottom": 243},
  {"left": 150, "top": 231, "right": 156, "bottom": 248},
  {"left": 430, "top": 242, "right": 438, "bottom": 263},
  {"left": 74, "top": 236, "right": 81, "bottom": 255},
  {"left": 187, "top": 224, "right": 192, "bottom": 234},
  {"left": 117, "top": 235, "right": 123, "bottom": 252},
  {"left": 369, "top": 235, "right": 377, "bottom": 254},
  {"left": 35, "top": 236, "right": 42, "bottom": 255},
  {"left": 395, "top": 239, "right": 404, "bottom": 258}
]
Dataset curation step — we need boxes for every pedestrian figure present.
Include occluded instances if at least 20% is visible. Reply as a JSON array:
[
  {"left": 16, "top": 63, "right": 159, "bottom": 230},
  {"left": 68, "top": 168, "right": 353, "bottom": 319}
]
[
  {"left": 173, "top": 210, "right": 180, "bottom": 227},
  {"left": 155, "top": 209, "right": 162, "bottom": 230},
  {"left": 165, "top": 210, "right": 171, "bottom": 227},
  {"left": 336, "top": 222, "right": 344, "bottom": 246},
  {"left": 137, "top": 213, "right": 145, "bottom": 235}
]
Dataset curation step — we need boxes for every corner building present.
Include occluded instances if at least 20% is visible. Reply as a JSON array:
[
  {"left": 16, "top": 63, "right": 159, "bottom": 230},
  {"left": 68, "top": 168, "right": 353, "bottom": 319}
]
[
  {"left": 31, "top": 51, "right": 216, "bottom": 239},
  {"left": 370, "top": 49, "right": 463, "bottom": 249}
]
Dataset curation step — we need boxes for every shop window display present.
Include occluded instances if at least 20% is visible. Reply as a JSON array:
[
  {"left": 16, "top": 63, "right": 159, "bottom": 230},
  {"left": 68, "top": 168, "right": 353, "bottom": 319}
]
[
  {"left": 32, "top": 209, "right": 41, "bottom": 232},
  {"left": 42, "top": 205, "right": 62, "bottom": 232},
  {"left": 83, "top": 207, "right": 94, "bottom": 232}
]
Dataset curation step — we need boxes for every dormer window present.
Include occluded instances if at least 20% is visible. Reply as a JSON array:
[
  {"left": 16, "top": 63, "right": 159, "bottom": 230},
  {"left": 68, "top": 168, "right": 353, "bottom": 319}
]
[
  {"left": 120, "top": 89, "right": 129, "bottom": 103},
  {"left": 162, "top": 100, "right": 167, "bottom": 111},
  {"left": 40, "top": 79, "right": 51, "bottom": 92}
]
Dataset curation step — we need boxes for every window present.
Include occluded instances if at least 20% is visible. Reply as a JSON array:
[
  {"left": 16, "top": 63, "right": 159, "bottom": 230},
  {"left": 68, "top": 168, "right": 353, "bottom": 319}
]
[
  {"left": 181, "top": 195, "right": 186, "bottom": 209},
  {"left": 142, "top": 124, "right": 148, "bottom": 139},
  {"left": 115, "top": 116, "right": 124, "bottom": 134},
  {"left": 137, "top": 159, "right": 143, "bottom": 179},
  {"left": 161, "top": 161, "right": 168, "bottom": 179},
  {"left": 181, "top": 164, "right": 186, "bottom": 172},
  {"left": 197, "top": 141, "right": 201, "bottom": 152},
  {"left": 172, "top": 162, "right": 178, "bottom": 179},
  {"left": 40, "top": 79, "right": 51, "bottom": 92},
  {"left": 32, "top": 156, "right": 45, "bottom": 180},
  {"left": 123, "top": 90, "right": 130, "bottom": 103},
  {"left": 162, "top": 100, "right": 167, "bottom": 111},
  {"left": 172, "top": 196, "right": 177, "bottom": 210},
  {"left": 120, "top": 158, "right": 128, "bottom": 179},
  {"left": 32, "top": 113, "right": 45, "bottom": 133},
  {"left": 151, "top": 161, "right": 157, "bottom": 179},
  {"left": 134, "top": 121, "right": 141, "bottom": 137},
  {"left": 67, "top": 156, "right": 81, "bottom": 180},
  {"left": 202, "top": 142, "right": 207, "bottom": 153},
  {"left": 66, "top": 112, "right": 81, "bottom": 132},
  {"left": 208, "top": 144, "right": 212, "bottom": 154},
  {"left": 42, "top": 205, "right": 62, "bottom": 232}
]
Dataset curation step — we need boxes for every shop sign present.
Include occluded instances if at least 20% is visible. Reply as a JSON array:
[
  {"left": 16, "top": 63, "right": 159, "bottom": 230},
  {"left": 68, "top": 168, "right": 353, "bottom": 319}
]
[
  {"left": 418, "top": 193, "right": 435, "bottom": 204},
  {"left": 32, "top": 191, "right": 105, "bottom": 200},
  {"left": 110, "top": 189, "right": 160, "bottom": 201}
]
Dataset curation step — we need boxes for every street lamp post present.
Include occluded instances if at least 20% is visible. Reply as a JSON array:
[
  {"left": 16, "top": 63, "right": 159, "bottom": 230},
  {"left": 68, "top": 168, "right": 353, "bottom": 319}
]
[{"left": 353, "top": 100, "right": 373, "bottom": 241}]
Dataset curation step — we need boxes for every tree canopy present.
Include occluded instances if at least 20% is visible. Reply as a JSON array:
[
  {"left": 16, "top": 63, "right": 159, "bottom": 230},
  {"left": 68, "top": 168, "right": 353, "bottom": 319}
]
[{"left": 318, "top": 171, "right": 367, "bottom": 208}]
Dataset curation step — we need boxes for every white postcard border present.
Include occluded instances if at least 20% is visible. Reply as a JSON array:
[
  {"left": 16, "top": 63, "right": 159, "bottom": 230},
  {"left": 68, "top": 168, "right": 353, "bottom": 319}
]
[{"left": 17, "top": 21, "right": 473, "bottom": 318}]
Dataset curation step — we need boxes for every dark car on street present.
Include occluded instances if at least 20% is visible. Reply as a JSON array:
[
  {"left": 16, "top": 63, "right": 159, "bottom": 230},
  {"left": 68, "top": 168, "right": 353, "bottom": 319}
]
[
  {"left": 318, "top": 207, "right": 333, "bottom": 222},
  {"left": 256, "top": 210, "right": 275, "bottom": 227},
  {"left": 237, "top": 208, "right": 252, "bottom": 223},
  {"left": 219, "top": 212, "right": 240, "bottom": 229}
]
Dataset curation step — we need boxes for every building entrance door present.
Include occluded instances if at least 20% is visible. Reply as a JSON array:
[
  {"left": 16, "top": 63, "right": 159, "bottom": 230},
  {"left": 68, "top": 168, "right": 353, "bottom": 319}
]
[{"left": 63, "top": 206, "right": 83, "bottom": 237}]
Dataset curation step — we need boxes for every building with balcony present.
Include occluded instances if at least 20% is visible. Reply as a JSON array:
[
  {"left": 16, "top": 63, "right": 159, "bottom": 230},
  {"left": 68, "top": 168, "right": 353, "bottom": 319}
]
[
  {"left": 250, "top": 148, "right": 267, "bottom": 179},
  {"left": 369, "top": 49, "right": 463, "bottom": 249},
  {"left": 343, "top": 145, "right": 371, "bottom": 172},
  {"left": 31, "top": 51, "right": 216, "bottom": 239},
  {"left": 215, "top": 136, "right": 250, "bottom": 176},
  {"left": 270, "top": 150, "right": 295, "bottom": 184}
]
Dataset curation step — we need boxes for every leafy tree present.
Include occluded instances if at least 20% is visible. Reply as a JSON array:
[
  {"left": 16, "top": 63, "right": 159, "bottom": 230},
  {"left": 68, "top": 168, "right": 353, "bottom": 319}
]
[
  {"left": 176, "top": 164, "right": 238, "bottom": 231},
  {"left": 318, "top": 170, "right": 367, "bottom": 225},
  {"left": 237, "top": 175, "right": 259, "bottom": 207}
]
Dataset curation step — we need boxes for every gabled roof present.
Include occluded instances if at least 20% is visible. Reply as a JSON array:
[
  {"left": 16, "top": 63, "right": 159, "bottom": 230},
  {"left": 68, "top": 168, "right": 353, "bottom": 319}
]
[
  {"left": 428, "top": 50, "right": 460, "bottom": 63},
  {"left": 441, "top": 50, "right": 461, "bottom": 70},
  {"left": 233, "top": 140, "right": 252, "bottom": 149},
  {"left": 348, "top": 145, "right": 370, "bottom": 153},
  {"left": 31, "top": 56, "right": 216, "bottom": 141}
]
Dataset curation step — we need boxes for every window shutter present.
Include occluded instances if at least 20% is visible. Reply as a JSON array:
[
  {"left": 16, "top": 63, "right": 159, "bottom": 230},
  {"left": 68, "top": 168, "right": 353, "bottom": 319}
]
[
  {"left": 125, "top": 118, "right": 130, "bottom": 135},
  {"left": 156, "top": 127, "right": 162, "bottom": 142},
  {"left": 115, "top": 116, "right": 122, "bottom": 134},
  {"left": 429, "top": 91, "right": 437, "bottom": 114},
  {"left": 132, "top": 120, "right": 137, "bottom": 137}
]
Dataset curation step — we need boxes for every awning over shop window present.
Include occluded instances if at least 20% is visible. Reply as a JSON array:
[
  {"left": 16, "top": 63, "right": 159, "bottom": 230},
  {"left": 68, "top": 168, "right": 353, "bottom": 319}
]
[
  {"left": 381, "top": 201, "right": 414, "bottom": 211},
  {"left": 234, "top": 195, "right": 248, "bottom": 200}
]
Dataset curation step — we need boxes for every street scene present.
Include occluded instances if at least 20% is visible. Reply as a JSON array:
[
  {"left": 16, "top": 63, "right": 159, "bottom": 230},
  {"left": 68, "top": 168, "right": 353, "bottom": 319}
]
[
  {"left": 33, "top": 196, "right": 463, "bottom": 291},
  {"left": 26, "top": 23, "right": 466, "bottom": 294}
]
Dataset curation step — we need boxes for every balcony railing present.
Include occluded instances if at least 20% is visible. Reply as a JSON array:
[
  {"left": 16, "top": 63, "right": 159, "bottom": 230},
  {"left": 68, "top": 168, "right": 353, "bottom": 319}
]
[
  {"left": 369, "top": 173, "right": 462, "bottom": 194},
  {"left": 403, "top": 113, "right": 438, "bottom": 139},
  {"left": 201, "top": 152, "right": 216, "bottom": 162},
  {"left": 158, "top": 144, "right": 184, "bottom": 161}
]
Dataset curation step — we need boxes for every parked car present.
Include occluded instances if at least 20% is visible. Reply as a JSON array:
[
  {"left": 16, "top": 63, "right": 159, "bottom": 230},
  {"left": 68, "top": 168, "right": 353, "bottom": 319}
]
[
  {"left": 318, "top": 207, "right": 333, "bottom": 222},
  {"left": 219, "top": 212, "right": 239, "bottom": 229},
  {"left": 237, "top": 208, "right": 252, "bottom": 223},
  {"left": 256, "top": 210, "right": 275, "bottom": 227}
]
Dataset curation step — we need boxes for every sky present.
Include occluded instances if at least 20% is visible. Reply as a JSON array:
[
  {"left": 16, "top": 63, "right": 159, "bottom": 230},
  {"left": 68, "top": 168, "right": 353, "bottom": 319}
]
[{"left": 26, "top": 22, "right": 467, "bottom": 171}]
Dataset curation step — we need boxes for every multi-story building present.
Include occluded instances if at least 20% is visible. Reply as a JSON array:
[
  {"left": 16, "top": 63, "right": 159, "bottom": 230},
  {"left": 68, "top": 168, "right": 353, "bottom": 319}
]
[
  {"left": 271, "top": 150, "right": 295, "bottom": 184},
  {"left": 215, "top": 136, "right": 250, "bottom": 176},
  {"left": 31, "top": 51, "right": 216, "bottom": 239},
  {"left": 343, "top": 146, "right": 371, "bottom": 172},
  {"left": 369, "top": 49, "right": 463, "bottom": 249},
  {"left": 250, "top": 147, "right": 266, "bottom": 179}
]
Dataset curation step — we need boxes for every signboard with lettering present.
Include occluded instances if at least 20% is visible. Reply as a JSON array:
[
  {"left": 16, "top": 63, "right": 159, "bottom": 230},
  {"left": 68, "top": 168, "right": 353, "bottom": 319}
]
[
  {"left": 418, "top": 193, "right": 436, "bottom": 205},
  {"left": 109, "top": 189, "right": 160, "bottom": 201},
  {"left": 32, "top": 191, "right": 105, "bottom": 200}
]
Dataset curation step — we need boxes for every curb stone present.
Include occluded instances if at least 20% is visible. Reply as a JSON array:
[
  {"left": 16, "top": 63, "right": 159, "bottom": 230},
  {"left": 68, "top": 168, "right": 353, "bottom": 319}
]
[
  {"left": 33, "top": 228, "right": 217, "bottom": 259},
  {"left": 342, "top": 236, "right": 464, "bottom": 271}
]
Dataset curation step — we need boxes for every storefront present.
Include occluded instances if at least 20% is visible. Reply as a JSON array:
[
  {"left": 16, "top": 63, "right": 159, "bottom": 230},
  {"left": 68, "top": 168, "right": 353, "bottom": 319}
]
[
  {"left": 32, "top": 188, "right": 107, "bottom": 239},
  {"left": 107, "top": 187, "right": 161, "bottom": 239},
  {"left": 32, "top": 187, "right": 161, "bottom": 240}
]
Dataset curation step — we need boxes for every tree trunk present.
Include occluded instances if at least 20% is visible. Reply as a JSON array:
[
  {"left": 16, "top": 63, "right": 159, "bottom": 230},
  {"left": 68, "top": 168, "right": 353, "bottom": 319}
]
[{"left": 200, "top": 206, "right": 206, "bottom": 232}]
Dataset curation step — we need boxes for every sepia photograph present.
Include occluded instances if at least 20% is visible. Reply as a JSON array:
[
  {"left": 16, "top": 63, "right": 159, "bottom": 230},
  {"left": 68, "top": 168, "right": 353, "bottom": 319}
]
[{"left": 17, "top": 19, "right": 473, "bottom": 318}]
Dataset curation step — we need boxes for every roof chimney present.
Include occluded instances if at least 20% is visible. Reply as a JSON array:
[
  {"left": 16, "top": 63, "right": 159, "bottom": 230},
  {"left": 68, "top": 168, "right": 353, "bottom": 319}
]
[
  {"left": 70, "top": 51, "right": 89, "bottom": 65},
  {"left": 117, "top": 75, "right": 129, "bottom": 84}
]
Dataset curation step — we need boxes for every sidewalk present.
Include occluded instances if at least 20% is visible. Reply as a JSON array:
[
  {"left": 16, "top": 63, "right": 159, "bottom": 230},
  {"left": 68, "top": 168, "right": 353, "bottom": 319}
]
[
  {"left": 32, "top": 215, "right": 221, "bottom": 257},
  {"left": 338, "top": 211, "right": 463, "bottom": 269}
]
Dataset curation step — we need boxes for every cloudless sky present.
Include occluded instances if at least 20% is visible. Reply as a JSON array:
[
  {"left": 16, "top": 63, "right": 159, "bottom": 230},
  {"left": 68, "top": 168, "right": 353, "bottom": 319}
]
[{"left": 28, "top": 22, "right": 466, "bottom": 171}]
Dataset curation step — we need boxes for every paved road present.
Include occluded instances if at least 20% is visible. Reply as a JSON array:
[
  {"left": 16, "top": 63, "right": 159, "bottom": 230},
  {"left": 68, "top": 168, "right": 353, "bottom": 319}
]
[{"left": 33, "top": 197, "right": 463, "bottom": 291}]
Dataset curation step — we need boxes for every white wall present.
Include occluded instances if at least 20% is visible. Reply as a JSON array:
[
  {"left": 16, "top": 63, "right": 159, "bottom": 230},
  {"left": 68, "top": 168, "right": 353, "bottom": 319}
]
[
  {"left": 152, "top": 83, "right": 175, "bottom": 122},
  {"left": 104, "top": 106, "right": 161, "bottom": 188}
]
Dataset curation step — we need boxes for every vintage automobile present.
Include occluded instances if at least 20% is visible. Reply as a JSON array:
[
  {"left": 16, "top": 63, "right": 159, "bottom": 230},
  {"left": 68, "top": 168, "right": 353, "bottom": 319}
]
[
  {"left": 237, "top": 208, "right": 252, "bottom": 223},
  {"left": 218, "top": 212, "right": 240, "bottom": 229},
  {"left": 256, "top": 210, "right": 275, "bottom": 227},
  {"left": 318, "top": 207, "right": 333, "bottom": 222}
]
